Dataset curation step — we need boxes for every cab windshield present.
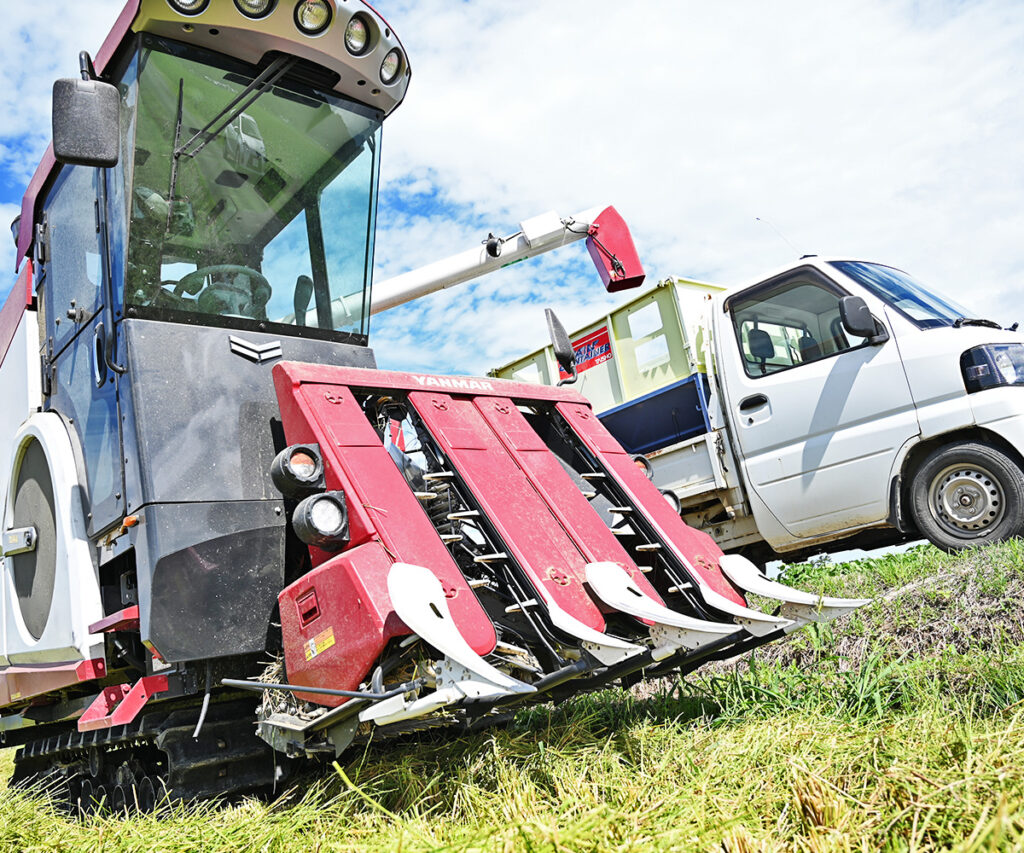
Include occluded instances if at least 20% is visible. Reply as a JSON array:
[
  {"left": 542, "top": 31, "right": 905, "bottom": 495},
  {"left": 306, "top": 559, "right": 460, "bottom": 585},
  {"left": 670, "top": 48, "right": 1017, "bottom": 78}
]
[
  {"left": 830, "top": 261, "right": 971, "bottom": 330},
  {"left": 125, "top": 36, "right": 381, "bottom": 342}
]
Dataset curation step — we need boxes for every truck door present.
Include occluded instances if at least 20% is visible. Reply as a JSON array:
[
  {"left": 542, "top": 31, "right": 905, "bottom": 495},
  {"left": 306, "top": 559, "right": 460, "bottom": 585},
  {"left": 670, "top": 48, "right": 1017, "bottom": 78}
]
[
  {"left": 41, "top": 164, "right": 124, "bottom": 536},
  {"left": 716, "top": 266, "right": 919, "bottom": 543}
]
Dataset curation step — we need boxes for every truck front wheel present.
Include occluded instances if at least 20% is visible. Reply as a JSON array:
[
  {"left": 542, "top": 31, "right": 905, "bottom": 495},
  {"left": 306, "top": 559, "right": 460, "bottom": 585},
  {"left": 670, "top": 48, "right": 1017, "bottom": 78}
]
[{"left": 909, "top": 441, "right": 1024, "bottom": 552}]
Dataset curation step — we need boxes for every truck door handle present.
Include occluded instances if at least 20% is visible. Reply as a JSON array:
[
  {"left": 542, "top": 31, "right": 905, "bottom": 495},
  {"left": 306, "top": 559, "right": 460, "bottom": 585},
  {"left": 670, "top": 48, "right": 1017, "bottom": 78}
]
[{"left": 738, "top": 393, "right": 768, "bottom": 413}]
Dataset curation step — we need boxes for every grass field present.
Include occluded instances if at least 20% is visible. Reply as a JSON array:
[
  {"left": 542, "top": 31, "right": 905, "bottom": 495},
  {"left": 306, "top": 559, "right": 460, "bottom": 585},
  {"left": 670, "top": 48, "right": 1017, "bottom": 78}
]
[{"left": 1, "top": 541, "right": 1022, "bottom": 852}]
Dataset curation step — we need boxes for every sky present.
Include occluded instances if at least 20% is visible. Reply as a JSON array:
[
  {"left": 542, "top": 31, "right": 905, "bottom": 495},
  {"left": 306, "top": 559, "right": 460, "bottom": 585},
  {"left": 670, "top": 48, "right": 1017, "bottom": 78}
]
[{"left": 1, "top": 0, "right": 1022, "bottom": 377}]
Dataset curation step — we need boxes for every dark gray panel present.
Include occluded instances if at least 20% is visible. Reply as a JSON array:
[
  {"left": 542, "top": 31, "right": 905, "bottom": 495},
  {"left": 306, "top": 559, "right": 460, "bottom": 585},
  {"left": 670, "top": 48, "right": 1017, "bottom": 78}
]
[
  {"left": 121, "top": 319, "right": 376, "bottom": 507},
  {"left": 11, "top": 441, "right": 57, "bottom": 640},
  {"left": 134, "top": 500, "right": 285, "bottom": 662}
]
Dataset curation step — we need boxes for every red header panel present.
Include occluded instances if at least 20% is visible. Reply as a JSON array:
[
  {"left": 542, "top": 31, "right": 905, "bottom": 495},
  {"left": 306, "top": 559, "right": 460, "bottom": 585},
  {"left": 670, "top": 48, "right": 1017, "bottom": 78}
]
[
  {"left": 275, "top": 362, "right": 590, "bottom": 406},
  {"left": 555, "top": 401, "right": 746, "bottom": 607}
]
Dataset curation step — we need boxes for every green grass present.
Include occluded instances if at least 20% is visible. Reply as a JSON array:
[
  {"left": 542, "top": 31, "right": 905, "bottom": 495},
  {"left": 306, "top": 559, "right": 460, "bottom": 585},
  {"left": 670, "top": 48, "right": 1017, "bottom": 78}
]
[{"left": 2, "top": 542, "right": 1023, "bottom": 851}]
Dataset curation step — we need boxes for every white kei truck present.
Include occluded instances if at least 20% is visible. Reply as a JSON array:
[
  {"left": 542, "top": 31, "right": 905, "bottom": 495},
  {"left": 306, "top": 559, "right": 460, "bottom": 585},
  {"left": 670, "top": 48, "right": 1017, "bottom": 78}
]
[{"left": 493, "top": 258, "right": 1024, "bottom": 563}]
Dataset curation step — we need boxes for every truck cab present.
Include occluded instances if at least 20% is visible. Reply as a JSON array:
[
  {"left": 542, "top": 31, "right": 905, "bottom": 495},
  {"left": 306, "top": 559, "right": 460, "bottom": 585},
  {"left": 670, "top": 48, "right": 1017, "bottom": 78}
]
[{"left": 713, "top": 256, "right": 1024, "bottom": 556}]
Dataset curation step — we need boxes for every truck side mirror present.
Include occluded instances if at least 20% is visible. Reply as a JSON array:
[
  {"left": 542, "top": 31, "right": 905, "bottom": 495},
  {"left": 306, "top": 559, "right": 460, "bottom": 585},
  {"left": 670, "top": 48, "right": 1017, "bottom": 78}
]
[
  {"left": 747, "top": 328, "right": 775, "bottom": 361},
  {"left": 839, "top": 295, "right": 887, "bottom": 343},
  {"left": 52, "top": 77, "right": 120, "bottom": 168},
  {"left": 545, "top": 308, "right": 578, "bottom": 386}
]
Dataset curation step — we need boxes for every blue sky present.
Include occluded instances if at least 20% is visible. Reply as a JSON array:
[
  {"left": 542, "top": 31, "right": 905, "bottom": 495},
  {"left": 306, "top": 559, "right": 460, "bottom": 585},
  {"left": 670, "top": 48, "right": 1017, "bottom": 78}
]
[{"left": 2, "top": 1, "right": 1023, "bottom": 376}]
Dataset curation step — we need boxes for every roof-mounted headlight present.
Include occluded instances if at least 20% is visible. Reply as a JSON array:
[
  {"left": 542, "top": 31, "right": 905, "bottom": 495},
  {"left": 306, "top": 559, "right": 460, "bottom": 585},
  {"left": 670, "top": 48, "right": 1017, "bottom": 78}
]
[
  {"left": 294, "top": 0, "right": 332, "bottom": 35},
  {"left": 344, "top": 14, "right": 370, "bottom": 55},
  {"left": 961, "top": 344, "right": 1024, "bottom": 393},
  {"left": 234, "top": 0, "right": 276, "bottom": 18},
  {"left": 168, "top": 0, "right": 210, "bottom": 15},
  {"left": 380, "top": 48, "right": 403, "bottom": 85}
]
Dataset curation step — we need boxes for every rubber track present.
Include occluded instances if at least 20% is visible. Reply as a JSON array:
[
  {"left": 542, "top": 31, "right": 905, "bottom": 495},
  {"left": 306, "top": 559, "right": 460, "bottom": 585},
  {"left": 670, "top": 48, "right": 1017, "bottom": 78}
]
[{"left": 11, "top": 699, "right": 285, "bottom": 808}]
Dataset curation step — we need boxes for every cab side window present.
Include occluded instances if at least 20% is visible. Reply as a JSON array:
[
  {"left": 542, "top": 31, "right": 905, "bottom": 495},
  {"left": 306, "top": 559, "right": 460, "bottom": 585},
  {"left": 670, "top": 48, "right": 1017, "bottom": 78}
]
[
  {"left": 730, "top": 276, "right": 868, "bottom": 378},
  {"left": 44, "top": 165, "right": 104, "bottom": 352}
]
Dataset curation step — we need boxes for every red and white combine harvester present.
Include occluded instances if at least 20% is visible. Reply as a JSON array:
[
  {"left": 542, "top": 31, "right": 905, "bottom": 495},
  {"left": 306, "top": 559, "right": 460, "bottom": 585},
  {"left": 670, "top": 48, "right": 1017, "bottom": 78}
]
[{"left": 0, "top": 0, "right": 866, "bottom": 810}]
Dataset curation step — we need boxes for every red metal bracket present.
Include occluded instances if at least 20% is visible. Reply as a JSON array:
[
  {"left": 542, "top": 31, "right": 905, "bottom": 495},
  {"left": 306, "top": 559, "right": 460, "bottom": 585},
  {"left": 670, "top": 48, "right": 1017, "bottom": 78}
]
[
  {"left": 0, "top": 658, "right": 106, "bottom": 707},
  {"left": 88, "top": 605, "right": 140, "bottom": 634},
  {"left": 77, "top": 675, "right": 169, "bottom": 732}
]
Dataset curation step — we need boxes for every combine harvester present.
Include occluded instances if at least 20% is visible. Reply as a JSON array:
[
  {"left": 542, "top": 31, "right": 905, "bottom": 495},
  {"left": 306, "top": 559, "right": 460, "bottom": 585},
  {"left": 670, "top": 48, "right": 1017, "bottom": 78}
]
[{"left": 0, "top": 0, "right": 867, "bottom": 810}]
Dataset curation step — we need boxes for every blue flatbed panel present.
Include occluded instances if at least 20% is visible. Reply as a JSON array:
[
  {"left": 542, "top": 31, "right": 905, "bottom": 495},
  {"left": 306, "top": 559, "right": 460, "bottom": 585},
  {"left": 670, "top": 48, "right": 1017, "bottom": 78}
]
[{"left": 597, "top": 374, "right": 711, "bottom": 455}]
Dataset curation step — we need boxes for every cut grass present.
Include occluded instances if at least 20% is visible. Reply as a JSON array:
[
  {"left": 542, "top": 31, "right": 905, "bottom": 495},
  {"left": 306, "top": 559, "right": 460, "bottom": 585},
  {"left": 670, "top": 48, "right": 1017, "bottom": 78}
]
[{"left": 1, "top": 541, "right": 1022, "bottom": 851}]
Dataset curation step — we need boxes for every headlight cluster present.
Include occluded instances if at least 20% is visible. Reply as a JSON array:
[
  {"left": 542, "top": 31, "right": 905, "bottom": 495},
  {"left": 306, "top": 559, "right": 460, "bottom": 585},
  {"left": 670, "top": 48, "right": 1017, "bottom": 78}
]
[
  {"left": 271, "top": 444, "right": 349, "bottom": 551},
  {"left": 165, "top": 0, "right": 406, "bottom": 86},
  {"left": 960, "top": 344, "right": 1024, "bottom": 393}
]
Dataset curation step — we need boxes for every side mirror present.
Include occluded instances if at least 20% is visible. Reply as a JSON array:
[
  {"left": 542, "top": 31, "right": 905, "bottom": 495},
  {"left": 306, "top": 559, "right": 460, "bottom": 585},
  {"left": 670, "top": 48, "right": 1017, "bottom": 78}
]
[
  {"left": 52, "top": 77, "right": 120, "bottom": 168},
  {"left": 839, "top": 295, "right": 887, "bottom": 342},
  {"left": 747, "top": 328, "right": 775, "bottom": 361},
  {"left": 545, "top": 308, "right": 578, "bottom": 386}
]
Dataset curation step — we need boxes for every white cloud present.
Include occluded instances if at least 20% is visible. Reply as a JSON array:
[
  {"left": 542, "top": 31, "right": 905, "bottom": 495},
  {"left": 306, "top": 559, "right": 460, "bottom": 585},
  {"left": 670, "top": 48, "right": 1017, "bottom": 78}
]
[
  {"left": 368, "top": 0, "right": 1024, "bottom": 373},
  {"left": 2, "top": 2, "right": 1022, "bottom": 372}
]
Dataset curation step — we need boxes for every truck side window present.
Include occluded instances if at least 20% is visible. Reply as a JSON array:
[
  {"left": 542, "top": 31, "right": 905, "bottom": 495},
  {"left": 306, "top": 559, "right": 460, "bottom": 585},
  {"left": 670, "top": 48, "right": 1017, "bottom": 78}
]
[{"left": 730, "top": 277, "right": 868, "bottom": 378}]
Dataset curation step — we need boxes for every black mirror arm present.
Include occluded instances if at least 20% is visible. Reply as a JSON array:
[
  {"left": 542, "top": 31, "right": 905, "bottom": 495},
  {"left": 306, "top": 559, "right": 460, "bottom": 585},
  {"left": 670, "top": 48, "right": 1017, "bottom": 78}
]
[
  {"left": 868, "top": 321, "right": 890, "bottom": 346},
  {"left": 79, "top": 51, "right": 97, "bottom": 82}
]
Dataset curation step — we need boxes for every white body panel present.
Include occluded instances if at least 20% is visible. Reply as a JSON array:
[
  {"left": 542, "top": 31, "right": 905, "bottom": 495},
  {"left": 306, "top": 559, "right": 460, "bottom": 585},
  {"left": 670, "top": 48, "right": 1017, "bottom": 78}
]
[
  {"left": 2, "top": 414, "right": 104, "bottom": 665},
  {"left": 713, "top": 289, "right": 920, "bottom": 542},
  {"left": 0, "top": 311, "right": 42, "bottom": 532}
]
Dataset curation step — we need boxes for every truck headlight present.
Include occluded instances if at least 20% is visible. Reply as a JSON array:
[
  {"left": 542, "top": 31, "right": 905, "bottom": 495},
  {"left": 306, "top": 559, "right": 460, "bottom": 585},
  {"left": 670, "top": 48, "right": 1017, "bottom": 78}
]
[
  {"left": 960, "top": 344, "right": 1024, "bottom": 393},
  {"left": 292, "top": 492, "right": 349, "bottom": 550}
]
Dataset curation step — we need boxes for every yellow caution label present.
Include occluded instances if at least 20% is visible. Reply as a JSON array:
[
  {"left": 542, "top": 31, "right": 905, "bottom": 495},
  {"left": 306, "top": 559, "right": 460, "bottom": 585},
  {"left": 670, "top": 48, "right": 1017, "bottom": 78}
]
[{"left": 304, "top": 626, "right": 335, "bottom": 661}]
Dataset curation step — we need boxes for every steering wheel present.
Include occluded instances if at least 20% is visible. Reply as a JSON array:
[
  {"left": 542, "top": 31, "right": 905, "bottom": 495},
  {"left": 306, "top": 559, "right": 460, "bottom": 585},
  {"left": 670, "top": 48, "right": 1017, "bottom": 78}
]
[{"left": 175, "top": 265, "right": 272, "bottom": 320}]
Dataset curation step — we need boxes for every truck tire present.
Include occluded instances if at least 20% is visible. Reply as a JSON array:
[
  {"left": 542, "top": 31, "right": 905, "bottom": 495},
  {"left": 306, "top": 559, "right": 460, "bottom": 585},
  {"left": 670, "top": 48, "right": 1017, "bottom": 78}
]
[{"left": 909, "top": 441, "right": 1024, "bottom": 552}]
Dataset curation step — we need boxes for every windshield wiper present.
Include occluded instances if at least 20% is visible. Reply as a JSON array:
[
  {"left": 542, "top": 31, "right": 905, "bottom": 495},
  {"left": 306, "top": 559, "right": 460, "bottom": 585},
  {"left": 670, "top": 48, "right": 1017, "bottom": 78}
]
[
  {"left": 953, "top": 317, "right": 1003, "bottom": 329},
  {"left": 165, "top": 55, "right": 297, "bottom": 232}
]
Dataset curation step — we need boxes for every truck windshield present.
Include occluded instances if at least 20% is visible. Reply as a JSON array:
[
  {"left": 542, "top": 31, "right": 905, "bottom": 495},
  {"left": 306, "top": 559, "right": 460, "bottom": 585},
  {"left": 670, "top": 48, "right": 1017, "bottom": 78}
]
[
  {"left": 125, "top": 36, "right": 381, "bottom": 342},
  {"left": 830, "top": 261, "right": 971, "bottom": 330}
]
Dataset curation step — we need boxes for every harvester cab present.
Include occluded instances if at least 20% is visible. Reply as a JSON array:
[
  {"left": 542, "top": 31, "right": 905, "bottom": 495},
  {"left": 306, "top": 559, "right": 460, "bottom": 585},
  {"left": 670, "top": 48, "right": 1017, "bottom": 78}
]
[{"left": 0, "top": 0, "right": 868, "bottom": 808}]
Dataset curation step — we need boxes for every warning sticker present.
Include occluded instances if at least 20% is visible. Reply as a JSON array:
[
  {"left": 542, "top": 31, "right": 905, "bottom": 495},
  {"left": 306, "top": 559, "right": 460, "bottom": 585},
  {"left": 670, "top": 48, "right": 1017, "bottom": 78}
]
[{"left": 304, "top": 626, "right": 336, "bottom": 661}]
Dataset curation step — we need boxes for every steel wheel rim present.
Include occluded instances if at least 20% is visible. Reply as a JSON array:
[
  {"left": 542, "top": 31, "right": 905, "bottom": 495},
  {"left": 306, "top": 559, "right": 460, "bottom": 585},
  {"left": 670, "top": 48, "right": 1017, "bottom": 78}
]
[{"left": 929, "top": 461, "right": 1006, "bottom": 536}]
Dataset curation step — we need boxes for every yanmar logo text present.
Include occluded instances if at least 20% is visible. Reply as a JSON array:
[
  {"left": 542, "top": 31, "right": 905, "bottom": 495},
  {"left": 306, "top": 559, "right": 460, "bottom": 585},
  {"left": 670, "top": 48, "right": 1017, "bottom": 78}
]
[{"left": 412, "top": 375, "right": 495, "bottom": 391}]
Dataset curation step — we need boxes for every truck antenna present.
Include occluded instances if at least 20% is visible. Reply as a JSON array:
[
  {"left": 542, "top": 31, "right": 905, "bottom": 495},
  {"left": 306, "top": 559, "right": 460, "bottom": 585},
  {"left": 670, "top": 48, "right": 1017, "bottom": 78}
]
[{"left": 755, "top": 216, "right": 801, "bottom": 256}]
